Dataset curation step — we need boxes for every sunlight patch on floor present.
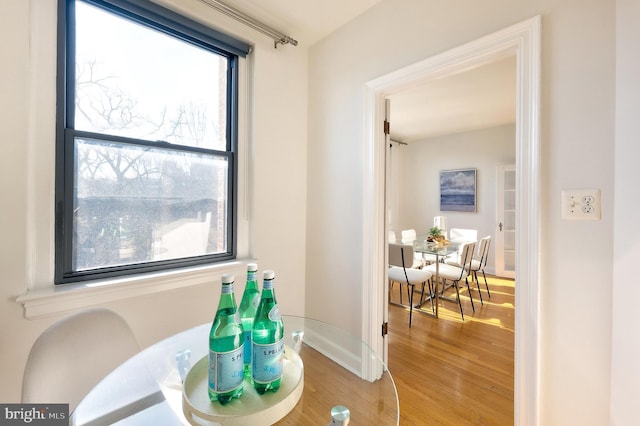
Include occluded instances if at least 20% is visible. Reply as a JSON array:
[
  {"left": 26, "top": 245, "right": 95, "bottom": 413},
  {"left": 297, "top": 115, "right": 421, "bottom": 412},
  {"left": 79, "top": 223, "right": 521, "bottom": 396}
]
[{"left": 390, "top": 275, "right": 516, "bottom": 331}]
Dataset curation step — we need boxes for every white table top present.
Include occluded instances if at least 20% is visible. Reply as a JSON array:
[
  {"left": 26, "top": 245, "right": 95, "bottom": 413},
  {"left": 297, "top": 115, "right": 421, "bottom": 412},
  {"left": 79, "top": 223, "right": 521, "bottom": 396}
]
[{"left": 71, "top": 316, "right": 398, "bottom": 425}]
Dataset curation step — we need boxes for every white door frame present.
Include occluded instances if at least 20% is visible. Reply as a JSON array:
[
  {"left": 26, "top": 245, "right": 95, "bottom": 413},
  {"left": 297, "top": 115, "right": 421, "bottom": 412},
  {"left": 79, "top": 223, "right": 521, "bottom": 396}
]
[{"left": 362, "top": 16, "right": 541, "bottom": 425}]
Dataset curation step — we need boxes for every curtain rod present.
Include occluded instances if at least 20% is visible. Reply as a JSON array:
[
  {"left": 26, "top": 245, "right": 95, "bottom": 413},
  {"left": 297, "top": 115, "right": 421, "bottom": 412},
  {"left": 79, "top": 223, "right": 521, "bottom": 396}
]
[
  {"left": 197, "top": 0, "right": 298, "bottom": 48},
  {"left": 390, "top": 138, "right": 408, "bottom": 145}
]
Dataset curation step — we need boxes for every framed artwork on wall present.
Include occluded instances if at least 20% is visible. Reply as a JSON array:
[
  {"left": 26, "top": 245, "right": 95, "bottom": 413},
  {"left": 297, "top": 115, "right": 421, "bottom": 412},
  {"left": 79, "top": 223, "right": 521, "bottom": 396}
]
[{"left": 439, "top": 168, "right": 477, "bottom": 212}]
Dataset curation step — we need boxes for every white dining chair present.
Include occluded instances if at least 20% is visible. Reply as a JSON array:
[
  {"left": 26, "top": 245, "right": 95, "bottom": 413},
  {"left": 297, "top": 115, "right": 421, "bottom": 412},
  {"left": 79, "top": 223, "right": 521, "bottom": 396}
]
[
  {"left": 426, "top": 241, "right": 476, "bottom": 321},
  {"left": 445, "top": 236, "right": 491, "bottom": 304},
  {"left": 388, "top": 230, "right": 398, "bottom": 298},
  {"left": 448, "top": 228, "right": 478, "bottom": 243},
  {"left": 470, "top": 236, "right": 492, "bottom": 300},
  {"left": 400, "top": 228, "right": 427, "bottom": 268},
  {"left": 445, "top": 227, "right": 478, "bottom": 278},
  {"left": 400, "top": 229, "right": 416, "bottom": 242},
  {"left": 22, "top": 308, "right": 140, "bottom": 412},
  {"left": 388, "top": 243, "right": 433, "bottom": 327}
]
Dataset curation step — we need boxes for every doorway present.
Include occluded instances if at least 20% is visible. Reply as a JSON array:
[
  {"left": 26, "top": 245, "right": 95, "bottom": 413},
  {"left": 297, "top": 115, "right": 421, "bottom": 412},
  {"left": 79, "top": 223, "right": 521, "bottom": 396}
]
[
  {"left": 386, "top": 53, "right": 517, "bottom": 274},
  {"left": 361, "top": 16, "right": 541, "bottom": 425}
]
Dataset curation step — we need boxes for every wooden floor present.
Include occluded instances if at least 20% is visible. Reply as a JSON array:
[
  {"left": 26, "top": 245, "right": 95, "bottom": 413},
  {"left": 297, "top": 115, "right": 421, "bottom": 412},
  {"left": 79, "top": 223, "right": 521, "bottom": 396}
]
[
  {"left": 275, "top": 341, "right": 397, "bottom": 425},
  {"left": 387, "top": 274, "right": 515, "bottom": 425}
]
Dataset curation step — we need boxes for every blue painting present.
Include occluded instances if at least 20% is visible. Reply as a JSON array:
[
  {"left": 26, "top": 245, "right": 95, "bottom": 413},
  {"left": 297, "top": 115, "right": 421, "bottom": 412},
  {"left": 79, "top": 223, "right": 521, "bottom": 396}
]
[{"left": 440, "top": 169, "right": 477, "bottom": 212}]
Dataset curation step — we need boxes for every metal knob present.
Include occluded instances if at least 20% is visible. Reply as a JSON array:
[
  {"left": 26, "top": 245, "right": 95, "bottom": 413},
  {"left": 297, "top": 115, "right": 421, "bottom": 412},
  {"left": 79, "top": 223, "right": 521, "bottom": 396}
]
[{"left": 328, "top": 405, "right": 350, "bottom": 425}]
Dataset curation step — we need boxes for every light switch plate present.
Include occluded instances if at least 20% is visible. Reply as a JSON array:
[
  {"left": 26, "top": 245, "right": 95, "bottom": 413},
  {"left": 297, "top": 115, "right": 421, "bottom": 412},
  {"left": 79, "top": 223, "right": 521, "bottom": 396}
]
[{"left": 561, "top": 189, "right": 601, "bottom": 220}]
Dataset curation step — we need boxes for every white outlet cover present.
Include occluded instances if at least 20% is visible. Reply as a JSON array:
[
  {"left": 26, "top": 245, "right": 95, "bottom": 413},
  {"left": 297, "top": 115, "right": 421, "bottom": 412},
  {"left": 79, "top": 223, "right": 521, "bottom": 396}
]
[{"left": 561, "top": 189, "right": 601, "bottom": 220}]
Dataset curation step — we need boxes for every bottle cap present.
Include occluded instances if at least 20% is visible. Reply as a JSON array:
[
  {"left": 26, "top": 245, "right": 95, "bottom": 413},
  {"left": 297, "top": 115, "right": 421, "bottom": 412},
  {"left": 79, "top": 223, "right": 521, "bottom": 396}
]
[
  {"left": 247, "top": 263, "right": 258, "bottom": 272},
  {"left": 263, "top": 270, "right": 275, "bottom": 280},
  {"left": 221, "top": 273, "right": 234, "bottom": 284}
]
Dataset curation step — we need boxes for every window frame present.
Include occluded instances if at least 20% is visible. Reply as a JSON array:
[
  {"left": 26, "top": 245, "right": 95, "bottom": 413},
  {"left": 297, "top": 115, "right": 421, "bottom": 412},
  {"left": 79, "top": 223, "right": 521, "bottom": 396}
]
[{"left": 55, "top": 0, "right": 248, "bottom": 284}]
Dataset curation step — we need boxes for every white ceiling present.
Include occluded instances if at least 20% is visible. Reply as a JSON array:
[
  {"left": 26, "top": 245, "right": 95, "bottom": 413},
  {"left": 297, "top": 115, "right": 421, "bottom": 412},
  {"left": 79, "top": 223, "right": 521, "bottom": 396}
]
[
  {"left": 388, "top": 56, "right": 517, "bottom": 143},
  {"left": 220, "top": 0, "right": 385, "bottom": 46},
  {"left": 224, "top": 0, "right": 516, "bottom": 143}
]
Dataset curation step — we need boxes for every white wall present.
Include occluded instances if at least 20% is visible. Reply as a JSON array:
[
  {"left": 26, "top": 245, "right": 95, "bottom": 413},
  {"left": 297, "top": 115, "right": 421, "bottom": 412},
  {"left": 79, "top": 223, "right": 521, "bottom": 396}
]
[
  {"left": 0, "top": 0, "right": 308, "bottom": 402},
  {"left": 611, "top": 0, "right": 640, "bottom": 424},
  {"left": 2, "top": 0, "right": 633, "bottom": 423},
  {"left": 306, "top": 0, "right": 614, "bottom": 424},
  {"left": 389, "top": 124, "right": 515, "bottom": 274}
]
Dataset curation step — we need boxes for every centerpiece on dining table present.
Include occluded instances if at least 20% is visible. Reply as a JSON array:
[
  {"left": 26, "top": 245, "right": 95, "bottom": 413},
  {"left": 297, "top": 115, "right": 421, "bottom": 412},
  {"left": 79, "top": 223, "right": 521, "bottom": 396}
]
[{"left": 426, "top": 226, "right": 449, "bottom": 246}]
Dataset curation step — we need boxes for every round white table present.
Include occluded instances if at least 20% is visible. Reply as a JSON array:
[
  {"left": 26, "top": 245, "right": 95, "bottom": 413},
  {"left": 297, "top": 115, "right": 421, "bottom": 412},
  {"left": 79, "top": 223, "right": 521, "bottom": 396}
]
[{"left": 71, "top": 315, "right": 398, "bottom": 425}]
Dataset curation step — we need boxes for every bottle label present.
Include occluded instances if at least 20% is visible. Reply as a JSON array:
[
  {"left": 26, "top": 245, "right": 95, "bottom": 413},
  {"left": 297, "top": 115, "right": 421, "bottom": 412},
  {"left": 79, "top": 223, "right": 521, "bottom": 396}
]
[
  {"left": 252, "top": 339, "right": 284, "bottom": 383},
  {"left": 263, "top": 279, "right": 273, "bottom": 290},
  {"left": 247, "top": 271, "right": 257, "bottom": 281},
  {"left": 221, "top": 283, "right": 233, "bottom": 294},
  {"left": 268, "top": 304, "right": 281, "bottom": 321},
  {"left": 209, "top": 346, "right": 244, "bottom": 392}
]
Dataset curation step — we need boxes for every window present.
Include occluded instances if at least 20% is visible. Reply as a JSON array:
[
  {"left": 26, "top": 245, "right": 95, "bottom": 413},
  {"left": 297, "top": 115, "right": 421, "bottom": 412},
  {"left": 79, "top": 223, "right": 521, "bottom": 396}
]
[{"left": 56, "top": 0, "right": 250, "bottom": 283}]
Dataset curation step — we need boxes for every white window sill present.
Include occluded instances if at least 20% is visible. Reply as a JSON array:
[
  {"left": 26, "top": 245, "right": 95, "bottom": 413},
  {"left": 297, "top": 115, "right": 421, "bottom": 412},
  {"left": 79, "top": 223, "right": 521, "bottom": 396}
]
[{"left": 16, "top": 259, "right": 255, "bottom": 319}]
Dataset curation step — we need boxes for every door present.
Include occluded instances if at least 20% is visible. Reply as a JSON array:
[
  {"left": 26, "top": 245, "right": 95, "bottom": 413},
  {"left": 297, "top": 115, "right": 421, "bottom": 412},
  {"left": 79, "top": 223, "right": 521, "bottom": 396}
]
[{"left": 496, "top": 164, "right": 516, "bottom": 278}]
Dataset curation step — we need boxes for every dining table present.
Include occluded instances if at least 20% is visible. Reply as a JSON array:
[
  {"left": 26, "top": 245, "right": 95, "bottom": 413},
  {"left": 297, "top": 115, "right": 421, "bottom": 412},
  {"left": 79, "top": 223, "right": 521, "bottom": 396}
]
[
  {"left": 71, "top": 315, "right": 398, "bottom": 425},
  {"left": 409, "top": 238, "right": 460, "bottom": 318}
]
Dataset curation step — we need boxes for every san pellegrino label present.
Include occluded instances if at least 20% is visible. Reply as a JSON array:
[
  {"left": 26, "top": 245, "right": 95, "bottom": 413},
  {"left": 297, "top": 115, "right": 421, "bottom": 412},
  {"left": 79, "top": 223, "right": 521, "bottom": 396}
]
[
  {"left": 252, "top": 339, "right": 284, "bottom": 383},
  {"left": 209, "top": 346, "right": 244, "bottom": 392}
]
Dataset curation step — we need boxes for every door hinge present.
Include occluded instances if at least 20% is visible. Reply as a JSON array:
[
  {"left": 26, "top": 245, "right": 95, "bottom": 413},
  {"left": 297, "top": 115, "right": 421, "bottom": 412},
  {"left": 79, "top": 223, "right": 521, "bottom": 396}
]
[
  {"left": 384, "top": 120, "right": 390, "bottom": 135},
  {"left": 382, "top": 322, "right": 388, "bottom": 336}
]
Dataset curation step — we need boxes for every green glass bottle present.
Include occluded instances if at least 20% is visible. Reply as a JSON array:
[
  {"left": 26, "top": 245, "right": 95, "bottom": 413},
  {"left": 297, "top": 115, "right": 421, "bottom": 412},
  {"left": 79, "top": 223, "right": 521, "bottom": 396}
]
[
  {"left": 238, "top": 263, "right": 260, "bottom": 377},
  {"left": 251, "top": 270, "right": 285, "bottom": 394},
  {"left": 208, "top": 273, "right": 244, "bottom": 405}
]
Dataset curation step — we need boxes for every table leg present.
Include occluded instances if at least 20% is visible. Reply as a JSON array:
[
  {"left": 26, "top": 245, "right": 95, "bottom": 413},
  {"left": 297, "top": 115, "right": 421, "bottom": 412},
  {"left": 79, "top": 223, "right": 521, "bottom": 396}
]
[
  {"left": 412, "top": 253, "right": 440, "bottom": 318},
  {"left": 434, "top": 255, "right": 440, "bottom": 318}
]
